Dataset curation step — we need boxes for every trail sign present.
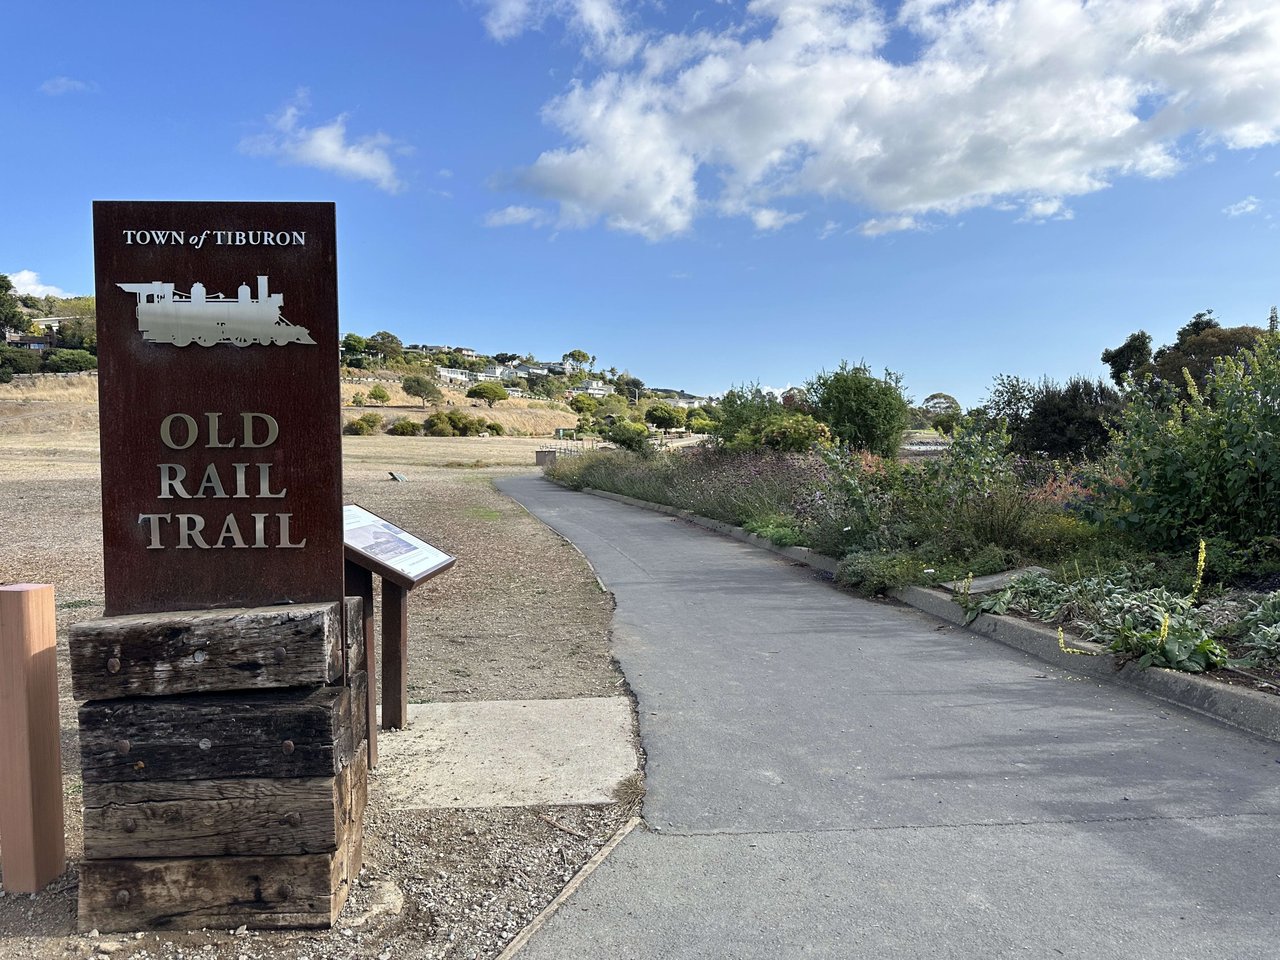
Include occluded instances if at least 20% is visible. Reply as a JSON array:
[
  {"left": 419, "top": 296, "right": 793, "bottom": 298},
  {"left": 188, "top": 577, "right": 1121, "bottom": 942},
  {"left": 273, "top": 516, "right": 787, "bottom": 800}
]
[{"left": 93, "top": 201, "right": 343, "bottom": 616}]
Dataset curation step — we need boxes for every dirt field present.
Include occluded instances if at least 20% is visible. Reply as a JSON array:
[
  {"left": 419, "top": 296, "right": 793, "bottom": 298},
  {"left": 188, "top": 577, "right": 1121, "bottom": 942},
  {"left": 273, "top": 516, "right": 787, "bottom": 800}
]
[{"left": 0, "top": 428, "right": 636, "bottom": 960}]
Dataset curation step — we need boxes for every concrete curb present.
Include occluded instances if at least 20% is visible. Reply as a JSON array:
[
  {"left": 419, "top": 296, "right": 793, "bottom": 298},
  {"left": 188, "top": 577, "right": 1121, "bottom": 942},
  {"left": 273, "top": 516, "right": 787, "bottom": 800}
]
[
  {"left": 496, "top": 816, "right": 642, "bottom": 959},
  {"left": 574, "top": 484, "right": 1280, "bottom": 744}
]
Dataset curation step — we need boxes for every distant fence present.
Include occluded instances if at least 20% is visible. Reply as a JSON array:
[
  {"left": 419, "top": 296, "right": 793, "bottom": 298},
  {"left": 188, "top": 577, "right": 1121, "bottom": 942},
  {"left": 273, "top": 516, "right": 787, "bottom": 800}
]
[
  {"left": 535, "top": 439, "right": 600, "bottom": 466},
  {"left": 9, "top": 370, "right": 98, "bottom": 381}
]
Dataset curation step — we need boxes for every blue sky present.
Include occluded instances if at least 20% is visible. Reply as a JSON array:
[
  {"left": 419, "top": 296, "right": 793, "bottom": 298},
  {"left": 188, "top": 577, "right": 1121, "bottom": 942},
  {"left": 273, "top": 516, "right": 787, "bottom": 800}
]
[{"left": 4, "top": 0, "right": 1279, "bottom": 406}]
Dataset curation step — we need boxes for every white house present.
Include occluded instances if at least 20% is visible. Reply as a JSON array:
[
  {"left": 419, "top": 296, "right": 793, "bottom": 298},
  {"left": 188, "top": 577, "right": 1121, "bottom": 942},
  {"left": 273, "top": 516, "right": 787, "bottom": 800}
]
[
  {"left": 481, "top": 363, "right": 520, "bottom": 382},
  {"left": 437, "top": 366, "right": 477, "bottom": 385}
]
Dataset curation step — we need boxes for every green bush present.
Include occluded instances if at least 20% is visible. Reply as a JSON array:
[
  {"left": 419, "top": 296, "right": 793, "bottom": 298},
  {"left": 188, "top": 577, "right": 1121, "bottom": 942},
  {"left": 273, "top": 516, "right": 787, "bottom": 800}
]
[
  {"left": 0, "top": 346, "right": 43, "bottom": 375},
  {"left": 367, "top": 385, "right": 391, "bottom": 405},
  {"left": 1097, "top": 335, "right": 1280, "bottom": 547},
  {"left": 40, "top": 348, "right": 97, "bottom": 373},
  {"left": 837, "top": 551, "right": 930, "bottom": 594},
  {"left": 606, "top": 419, "right": 651, "bottom": 454},
  {"left": 424, "top": 409, "right": 491, "bottom": 437},
  {"left": 806, "top": 362, "right": 911, "bottom": 457},
  {"left": 388, "top": 418, "right": 423, "bottom": 436},
  {"left": 754, "top": 413, "right": 832, "bottom": 452},
  {"left": 743, "top": 515, "right": 804, "bottom": 548},
  {"left": 487, "top": 421, "right": 506, "bottom": 436},
  {"left": 424, "top": 411, "right": 457, "bottom": 436},
  {"left": 351, "top": 391, "right": 367, "bottom": 407},
  {"left": 343, "top": 418, "right": 374, "bottom": 436}
]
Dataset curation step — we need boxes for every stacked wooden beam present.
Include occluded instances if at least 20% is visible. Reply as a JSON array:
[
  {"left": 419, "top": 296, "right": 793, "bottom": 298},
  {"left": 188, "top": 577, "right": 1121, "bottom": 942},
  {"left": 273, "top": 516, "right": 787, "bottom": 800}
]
[{"left": 69, "top": 601, "right": 368, "bottom": 931}]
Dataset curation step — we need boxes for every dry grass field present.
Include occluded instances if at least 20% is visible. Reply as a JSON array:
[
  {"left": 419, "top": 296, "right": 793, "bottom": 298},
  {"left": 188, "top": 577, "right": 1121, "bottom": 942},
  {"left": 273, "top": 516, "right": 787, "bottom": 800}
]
[{"left": 0, "top": 408, "right": 634, "bottom": 960}]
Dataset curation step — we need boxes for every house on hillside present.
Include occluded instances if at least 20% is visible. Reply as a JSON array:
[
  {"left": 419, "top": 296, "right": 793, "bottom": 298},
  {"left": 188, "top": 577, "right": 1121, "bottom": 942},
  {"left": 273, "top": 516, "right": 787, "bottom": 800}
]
[
  {"left": 481, "top": 363, "right": 520, "bottom": 382},
  {"left": 437, "top": 366, "right": 477, "bottom": 385},
  {"left": 568, "top": 378, "right": 611, "bottom": 399},
  {"left": 4, "top": 331, "right": 54, "bottom": 350},
  {"left": 515, "top": 361, "right": 550, "bottom": 378}
]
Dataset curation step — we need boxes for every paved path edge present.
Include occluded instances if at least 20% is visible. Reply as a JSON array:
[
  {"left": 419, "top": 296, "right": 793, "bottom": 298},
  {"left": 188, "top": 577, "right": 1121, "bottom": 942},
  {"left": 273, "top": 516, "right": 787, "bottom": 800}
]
[{"left": 575, "top": 484, "right": 1280, "bottom": 744}]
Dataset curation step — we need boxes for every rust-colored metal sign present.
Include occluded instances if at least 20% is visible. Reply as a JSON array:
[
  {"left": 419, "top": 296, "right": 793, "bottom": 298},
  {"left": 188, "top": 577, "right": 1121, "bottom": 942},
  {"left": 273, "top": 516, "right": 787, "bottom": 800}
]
[{"left": 93, "top": 201, "right": 342, "bottom": 616}]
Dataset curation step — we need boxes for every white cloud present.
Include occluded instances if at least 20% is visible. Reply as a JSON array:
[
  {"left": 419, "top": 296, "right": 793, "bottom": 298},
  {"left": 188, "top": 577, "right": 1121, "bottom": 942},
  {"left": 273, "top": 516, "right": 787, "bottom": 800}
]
[
  {"left": 483, "top": 0, "right": 1280, "bottom": 239},
  {"left": 818, "top": 219, "right": 840, "bottom": 240},
  {"left": 481, "top": 0, "right": 639, "bottom": 63},
  {"left": 7, "top": 270, "right": 72, "bottom": 298},
  {"left": 859, "top": 215, "right": 920, "bottom": 237},
  {"left": 39, "top": 76, "right": 90, "bottom": 95},
  {"left": 484, "top": 205, "right": 552, "bottom": 227},
  {"left": 1223, "top": 195, "right": 1261, "bottom": 216},
  {"left": 1018, "top": 197, "right": 1075, "bottom": 222},
  {"left": 241, "top": 91, "right": 404, "bottom": 193},
  {"left": 750, "top": 207, "right": 804, "bottom": 231}
]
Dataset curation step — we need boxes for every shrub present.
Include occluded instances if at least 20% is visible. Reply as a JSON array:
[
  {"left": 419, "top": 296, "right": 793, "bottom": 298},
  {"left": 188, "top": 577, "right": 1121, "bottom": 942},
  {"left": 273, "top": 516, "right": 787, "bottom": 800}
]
[
  {"left": 487, "top": 421, "right": 506, "bottom": 436},
  {"left": 1013, "top": 376, "right": 1121, "bottom": 461},
  {"left": 40, "top": 348, "right": 97, "bottom": 373},
  {"left": 712, "top": 385, "right": 783, "bottom": 446},
  {"left": 424, "top": 411, "right": 457, "bottom": 436},
  {"left": 1, "top": 346, "right": 43, "bottom": 375},
  {"left": 755, "top": 413, "right": 833, "bottom": 452},
  {"left": 343, "top": 418, "right": 373, "bottom": 436},
  {"left": 645, "top": 403, "right": 686, "bottom": 431},
  {"left": 367, "top": 385, "right": 391, "bottom": 405},
  {"left": 1096, "top": 335, "right": 1280, "bottom": 547},
  {"left": 806, "top": 362, "right": 911, "bottom": 457},
  {"left": 351, "top": 392, "right": 367, "bottom": 407},
  {"left": 837, "top": 550, "right": 930, "bottom": 594},
  {"left": 606, "top": 419, "right": 651, "bottom": 454},
  {"left": 743, "top": 515, "right": 804, "bottom": 548},
  {"left": 388, "top": 418, "right": 423, "bottom": 436}
]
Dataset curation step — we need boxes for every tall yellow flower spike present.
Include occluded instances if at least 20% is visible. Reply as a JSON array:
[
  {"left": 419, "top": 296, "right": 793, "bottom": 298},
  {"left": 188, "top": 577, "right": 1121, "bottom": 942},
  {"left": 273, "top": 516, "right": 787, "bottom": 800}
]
[{"left": 1189, "top": 539, "right": 1207, "bottom": 604}]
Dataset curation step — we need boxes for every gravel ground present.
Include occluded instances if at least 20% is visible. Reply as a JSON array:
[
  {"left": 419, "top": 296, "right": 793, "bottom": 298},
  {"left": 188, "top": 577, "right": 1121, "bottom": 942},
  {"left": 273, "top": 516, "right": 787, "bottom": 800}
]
[{"left": 0, "top": 429, "right": 639, "bottom": 960}]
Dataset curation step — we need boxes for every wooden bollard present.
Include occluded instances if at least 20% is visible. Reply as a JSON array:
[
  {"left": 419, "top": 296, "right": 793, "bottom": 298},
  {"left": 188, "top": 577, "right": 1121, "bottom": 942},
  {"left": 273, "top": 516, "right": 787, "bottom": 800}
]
[{"left": 0, "top": 584, "right": 66, "bottom": 892}]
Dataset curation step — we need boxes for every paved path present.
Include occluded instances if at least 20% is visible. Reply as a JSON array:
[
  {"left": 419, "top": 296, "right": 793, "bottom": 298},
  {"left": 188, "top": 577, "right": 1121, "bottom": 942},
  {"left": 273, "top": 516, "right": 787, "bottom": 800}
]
[{"left": 496, "top": 476, "right": 1280, "bottom": 959}]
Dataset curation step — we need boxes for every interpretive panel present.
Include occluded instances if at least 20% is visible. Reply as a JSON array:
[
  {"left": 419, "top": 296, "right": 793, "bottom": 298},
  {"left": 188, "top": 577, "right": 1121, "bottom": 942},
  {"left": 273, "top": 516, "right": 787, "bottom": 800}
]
[
  {"left": 93, "top": 201, "right": 343, "bottom": 615},
  {"left": 343, "top": 505, "right": 455, "bottom": 589}
]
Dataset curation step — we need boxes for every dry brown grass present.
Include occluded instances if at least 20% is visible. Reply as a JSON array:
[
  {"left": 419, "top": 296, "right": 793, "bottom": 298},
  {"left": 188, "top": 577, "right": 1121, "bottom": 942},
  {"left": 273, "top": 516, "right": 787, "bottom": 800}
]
[{"left": 0, "top": 374, "right": 99, "bottom": 404}]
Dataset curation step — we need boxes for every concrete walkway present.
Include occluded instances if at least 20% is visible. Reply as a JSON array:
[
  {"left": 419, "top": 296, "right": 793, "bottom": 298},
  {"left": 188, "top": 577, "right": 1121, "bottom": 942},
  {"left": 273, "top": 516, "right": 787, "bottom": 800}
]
[{"left": 496, "top": 476, "right": 1280, "bottom": 959}]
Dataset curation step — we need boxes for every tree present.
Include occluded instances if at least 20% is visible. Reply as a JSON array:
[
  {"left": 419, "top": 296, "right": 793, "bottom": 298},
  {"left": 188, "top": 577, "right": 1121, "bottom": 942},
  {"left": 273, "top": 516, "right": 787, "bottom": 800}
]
[
  {"left": 402, "top": 375, "right": 443, "bottom": 407},
  {"left": 367, "top": 385, "right": 391, "bottom": 405},
  {"left": 0, "top": 274, "right": 27, "bottom": 332},
  {"left": 921, "top": 392, "right": 960, "bottom": 420},
  {"left": 569, "top": 394, "right": 597, "bottom": 415},
  {"left": 1013, "top": 376, "right": 1121, "bottom": 461},
  {"left": 57, "top": 316, "right": 97, "bottom": 352},
  {"left": 981, "top": 374, "right": 1040, "bottom": 434},
  {"left": 467, "top": 382, "right": 508, "bottom": 407},
  {"left": 614, "top": 373, "right": 645, "bottom": 400},
  {"left": 366, "top": 331, "right": 403, "bottom": 361},
  {"left": 1101, "top": 331, "right": 1153, "bottom": 387},
  {"left": 713, "top": 385, "right": 782, "bottom": 446},
  {"left": 645, "top": 403, "right": 685, "bottom": 432},
  {"left": 563, "top": 349, "right": 591, "bottom": 367},
  {"left": 1151, "top": 323, "right": 1264, "bottom": 393},
  {"left": 806, "top": 362, "right": 911, "bottom": 457},
  {"left": 494, "top": 352, "right": 521, "bottom": 365},
  {"left": 341, "top": 333, "right": 367, "bottom": 358},
  {"left": 687, "top": 414, "right": 713, "bottom": 434}
]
